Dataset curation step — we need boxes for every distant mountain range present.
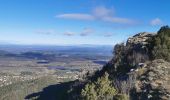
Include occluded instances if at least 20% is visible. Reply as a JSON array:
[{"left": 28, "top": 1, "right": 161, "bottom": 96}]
[{"left": 0, "top": 44, "right": 113, "bottom": 54}]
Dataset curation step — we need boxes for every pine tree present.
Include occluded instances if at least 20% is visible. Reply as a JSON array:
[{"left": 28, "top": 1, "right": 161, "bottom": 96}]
[{"left": 81, "top": 72, "right": 117, "bottom": 100}]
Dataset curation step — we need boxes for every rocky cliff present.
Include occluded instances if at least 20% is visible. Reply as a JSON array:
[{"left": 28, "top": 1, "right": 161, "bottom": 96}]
[
  {"left": 127, "top": 32, "right": 154, "bottom": 46},
  {"left": 69, "top": 26, "right": 170, "bottom": 100}
]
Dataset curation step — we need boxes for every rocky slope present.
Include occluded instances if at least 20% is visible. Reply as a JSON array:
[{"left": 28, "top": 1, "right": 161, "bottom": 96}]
[
  {"left": 130, "top": 59, "right": 170, "bottom": 100},
  {"left": 68, "top": 26, "right": 170, "bottom": 100}
]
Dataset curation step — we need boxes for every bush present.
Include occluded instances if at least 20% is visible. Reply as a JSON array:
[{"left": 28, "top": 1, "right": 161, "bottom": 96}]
[
  {"left": 152, "top": 26, "right": 170, "bottom": 61},
  {"left": 81, "top": 72, "right": 117, "bottom": 100},
  {"left": 114, "top": 94, "right": 129, "bottom": 100},
  {"left": 81, "top": 82, "right": 97, "bottom": 100}
]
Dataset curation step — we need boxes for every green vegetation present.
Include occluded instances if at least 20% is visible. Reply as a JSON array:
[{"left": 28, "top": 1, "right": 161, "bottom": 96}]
[
  {"left": 81, "top": 72, "right": 128, "bottom": 100},
  {"left": 152, "top": 26, "right": 170, "bottom": 61},
  {"left": 0, "top": 76, "right": 59, "bottom": 100}
]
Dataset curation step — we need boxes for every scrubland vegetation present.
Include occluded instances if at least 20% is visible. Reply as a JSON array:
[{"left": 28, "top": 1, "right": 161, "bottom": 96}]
[
  {"left": 152, "top": 26, "right": 170, "bottom": 61},
  {"left": 0, "top": 76, "right": 58, "bottom": 100}
]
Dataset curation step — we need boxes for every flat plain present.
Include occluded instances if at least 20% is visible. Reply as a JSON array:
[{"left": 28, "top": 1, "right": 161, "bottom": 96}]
[{"left": 0, "top": 45, "right": 112, "bottom": 100}]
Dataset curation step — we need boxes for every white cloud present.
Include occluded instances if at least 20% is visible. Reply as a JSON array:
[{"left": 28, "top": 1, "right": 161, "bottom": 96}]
[
  {"left": 63, "top": 31, "right": 75, "bottom": 36},
  {"left": 102, "top": 16, "right": 134, "bottom": 24},
  {"left": 92, "top": 6, "right": 113, "bottom": 18},
  {"left": 80, "top": 28, "right": 94, "bottom": 36},
  {"left": 56, "top": 6, "right": 136, "bottom": 24},
  {"left": 56, "top": 14, "right": 95, "bottom": 20},
  {"left": 104, "top": 32, "right": 113, "bottom": 37},
  {"left": 36, "top": 29, "right": 55, "bottom": 35},
  {"left": 150, "top": 18, "right": 163, "bottom": 26}
]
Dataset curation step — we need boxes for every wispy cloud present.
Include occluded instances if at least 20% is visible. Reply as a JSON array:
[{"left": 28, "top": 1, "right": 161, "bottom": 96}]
[
  {"left": 80, "top": 28, "right": 94, "bottom": 36},
  {"left": 63, "top": 31, "right": 75, "bottom": 36},
  {"left": 104, "top": 32, "right": 113, "bottom": 37},
  {"left": 36, "top": 29, "right": 56, "bottom": 35},
  {"left": 56, "top": 14, "right": 94, "bottom": 20},
  {"left": 56, "top": 6, "right": 136, "bottom": 24},
  {"left": 150, "top": 18, "right": 163, "bottom": 26},
  {"left": 92, "top": 6, "right": 113, "bottom": 18},
  {"left": 102, "top": 16, "right": 135, "bottom": 24}
]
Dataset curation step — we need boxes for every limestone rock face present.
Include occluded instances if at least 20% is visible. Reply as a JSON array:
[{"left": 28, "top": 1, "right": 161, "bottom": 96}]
[
  {"left": 134, "top": 59, "right": 170, "bottom": 100},
  {"left": 127, "top": 32, "right": 154, "bottom": 47}
]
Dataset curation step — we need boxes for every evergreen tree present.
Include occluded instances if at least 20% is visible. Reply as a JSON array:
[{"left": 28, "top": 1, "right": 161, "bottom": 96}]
[
  {"left": 152, "top": 26, "right": 170, "bottom": 61},
  {"left": 81, "top": 72, "right": 117, "bottom": 100}
]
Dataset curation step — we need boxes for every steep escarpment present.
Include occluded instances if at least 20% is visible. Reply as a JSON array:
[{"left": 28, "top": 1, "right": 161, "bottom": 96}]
[{"left": 68, "top": 26, "right": 170, "bottom": 100}]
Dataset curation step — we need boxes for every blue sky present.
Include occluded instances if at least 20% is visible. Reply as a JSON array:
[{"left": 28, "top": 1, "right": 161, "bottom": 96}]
[{"left": 0, "top": 0, "right": 169, "bottom": 45}]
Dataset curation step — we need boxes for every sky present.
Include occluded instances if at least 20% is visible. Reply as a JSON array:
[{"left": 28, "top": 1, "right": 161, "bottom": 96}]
[{"left": 0, "top": 0, "right": 170, "bottom": 45}]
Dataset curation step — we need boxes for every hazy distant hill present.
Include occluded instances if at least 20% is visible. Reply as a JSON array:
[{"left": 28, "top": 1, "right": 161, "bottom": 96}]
[{"left": 0, "top": 45, "right": 113, "bottom": 55}]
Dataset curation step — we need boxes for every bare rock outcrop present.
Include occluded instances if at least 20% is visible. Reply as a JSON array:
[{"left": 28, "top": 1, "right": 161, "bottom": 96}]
[
  {"left": 127, "top": 32, "right": 154, "bottom": 46},
  {"left": 133, "top": 59, "right": 170, "bottom": 100}
]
